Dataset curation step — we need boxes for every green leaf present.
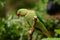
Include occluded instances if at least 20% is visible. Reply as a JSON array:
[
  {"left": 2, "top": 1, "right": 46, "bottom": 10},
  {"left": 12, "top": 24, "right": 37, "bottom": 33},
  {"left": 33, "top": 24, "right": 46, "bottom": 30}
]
[
  {"left": 54, "top": 29, "right": 60, "bottom": 34},
  {"left": 42, "top": 38, "right": 60, "bottom": 40}
]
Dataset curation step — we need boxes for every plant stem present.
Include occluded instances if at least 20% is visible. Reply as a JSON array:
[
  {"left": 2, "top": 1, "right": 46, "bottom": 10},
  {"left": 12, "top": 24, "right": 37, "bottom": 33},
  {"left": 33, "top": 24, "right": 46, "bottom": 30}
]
[{"left": 29, "top": 16, "right": 37, "bottom": 40}]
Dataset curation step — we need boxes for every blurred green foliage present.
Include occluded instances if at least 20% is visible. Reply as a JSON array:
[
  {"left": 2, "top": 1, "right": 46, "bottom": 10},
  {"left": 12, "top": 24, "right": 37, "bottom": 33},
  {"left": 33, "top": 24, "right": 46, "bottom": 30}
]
[
  {"left": 42, "top": 38, "right": 60, "bottom": 40},
  {"left": 0, "top": 0, "right": 60, "bottom": 40}
]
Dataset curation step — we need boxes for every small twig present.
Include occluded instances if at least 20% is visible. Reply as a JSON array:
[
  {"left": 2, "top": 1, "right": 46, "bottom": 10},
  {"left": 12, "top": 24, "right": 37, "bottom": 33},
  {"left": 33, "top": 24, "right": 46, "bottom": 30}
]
[{"left": 28, "top": 16, "right": 37, "bottom": 40}]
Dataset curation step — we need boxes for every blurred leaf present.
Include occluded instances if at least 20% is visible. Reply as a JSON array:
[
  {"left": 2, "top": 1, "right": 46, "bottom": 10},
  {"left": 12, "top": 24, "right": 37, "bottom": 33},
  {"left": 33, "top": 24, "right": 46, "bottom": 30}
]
[
  {"left": 42, "top": 38, "right": 60, "bottom": 40},
  {"left": 55, "top": 29, "right": 60, "bottom": 34}
]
